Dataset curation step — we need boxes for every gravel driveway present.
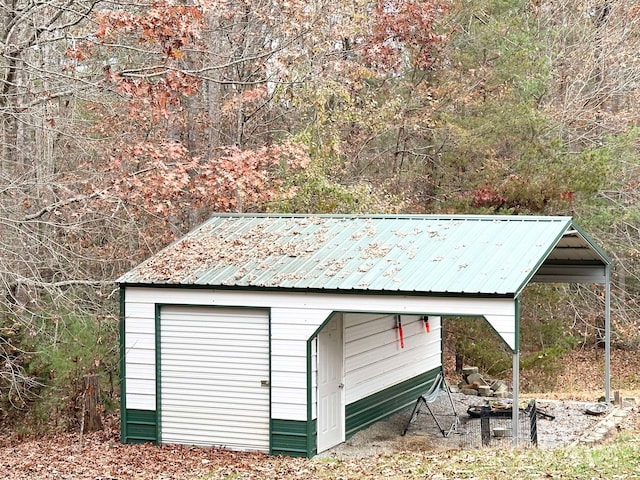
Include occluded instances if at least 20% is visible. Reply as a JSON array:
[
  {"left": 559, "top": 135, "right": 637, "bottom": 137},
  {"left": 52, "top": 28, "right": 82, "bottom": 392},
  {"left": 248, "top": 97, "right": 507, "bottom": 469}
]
[{"left": 323, "top": 391, "right": 622, "bottom": 458}]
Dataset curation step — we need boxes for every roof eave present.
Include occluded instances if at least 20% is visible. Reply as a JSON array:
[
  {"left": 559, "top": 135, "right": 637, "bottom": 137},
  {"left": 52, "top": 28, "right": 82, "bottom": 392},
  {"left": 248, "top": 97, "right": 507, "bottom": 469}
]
[
  {"left": 117, "top": 281, "right": 515, "bottom": 298},
  {"left": 514, "top": 219, "right": 610, "bottom": 297},
  {"left": 570, "top": 221, "right": 612, "bottom": 265}
]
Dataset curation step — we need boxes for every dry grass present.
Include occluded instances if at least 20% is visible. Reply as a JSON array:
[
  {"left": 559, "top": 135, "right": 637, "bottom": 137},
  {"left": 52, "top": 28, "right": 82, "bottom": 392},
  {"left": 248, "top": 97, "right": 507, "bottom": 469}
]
[
  {"left": 445, "top": 346, "right": 640, "bottom": 402},
  {"left": 526, "top": 347, "right": 640, "bottom": 401}
]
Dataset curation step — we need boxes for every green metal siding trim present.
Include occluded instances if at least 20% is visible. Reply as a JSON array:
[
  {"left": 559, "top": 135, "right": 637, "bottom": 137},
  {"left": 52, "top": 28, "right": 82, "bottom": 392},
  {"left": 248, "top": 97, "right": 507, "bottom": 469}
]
[
  {"left": 309, "top": 418, "right": 317, "bottom": 457},
  {"left": 268, "top": 309, "right": 273, "bottom": 453},
  {"left": 119, "top": 287, "right": 126, "bottom": 443},
  {"left": 515, "top": 296, "right": 521, "bottom": 352},
  {"left": 305, "top": 337, "right": 313, "bottom": 456},
  {"left": 345, "top": 368, "right": 440, "bottom": 438},
  {"left": 155, "top": 304, "right": 162, "bottom": 443},
  {"left": 124, "top": 409, "right": 158, "bottom": 444},
  {"left": 271, "top": 419, "right": 316, "bottom": 457}
]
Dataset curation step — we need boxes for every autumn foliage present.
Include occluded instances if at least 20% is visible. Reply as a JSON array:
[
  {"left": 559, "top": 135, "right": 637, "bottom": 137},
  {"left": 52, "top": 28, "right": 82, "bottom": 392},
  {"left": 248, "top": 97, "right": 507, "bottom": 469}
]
[
  {"left": 96, "top": 4, "right": 202, "bottom": 59},
  {"left": 92, "top": 0, "right": 310, "bottom": 235},
  {"left": 108, "top": 141, "right": 308, "bottom": 216},
  {"left": 364, "top": 0, "right": 449, "bottom": 71},
  {"left": 4, "top": 0, "right": 640, "bottom": 435}
]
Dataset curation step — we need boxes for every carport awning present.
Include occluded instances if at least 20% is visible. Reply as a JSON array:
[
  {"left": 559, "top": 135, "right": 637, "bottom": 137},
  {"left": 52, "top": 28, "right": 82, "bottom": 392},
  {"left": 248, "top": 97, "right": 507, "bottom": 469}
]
[
  {"left": 117, "top": 213, "right": 614, "bottom": 441},
  {"left": 118, "top": 214, "right": 610, "bottom": 297},
  {"left": 531, "top": 227, "right": 609, "bottom": 285}
]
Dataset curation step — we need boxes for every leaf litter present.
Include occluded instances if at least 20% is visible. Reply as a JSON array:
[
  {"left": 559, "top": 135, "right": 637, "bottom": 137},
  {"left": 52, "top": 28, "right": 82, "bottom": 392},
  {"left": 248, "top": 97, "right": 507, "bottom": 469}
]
[
  {"left": 2, "top": 348, "right": 640, "bottom": 479},
  {"left": 1, "top": 401, "right": 638, "bottom": 480}
]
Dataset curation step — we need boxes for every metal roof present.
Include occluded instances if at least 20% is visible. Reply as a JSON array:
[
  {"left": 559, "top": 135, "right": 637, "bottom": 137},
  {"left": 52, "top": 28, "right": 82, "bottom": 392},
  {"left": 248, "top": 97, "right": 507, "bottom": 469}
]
[{"left": 117, "top": 214, "right": 610, "bottom": 296}]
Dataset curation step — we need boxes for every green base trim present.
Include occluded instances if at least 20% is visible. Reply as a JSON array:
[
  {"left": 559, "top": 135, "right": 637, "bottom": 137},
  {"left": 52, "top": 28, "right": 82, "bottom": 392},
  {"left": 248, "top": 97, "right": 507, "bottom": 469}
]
[
  {"left": 123, "top": 409, "right": 157, "bottom": 444},
  {"left": 119, "top": 288, "right": 126, "bottom": 443},
  {"left": 271, "top": 419, "right": 316, "bottom": 457},
  {"left": 345, "top": 368, "right": 440, "bottom": 438}
]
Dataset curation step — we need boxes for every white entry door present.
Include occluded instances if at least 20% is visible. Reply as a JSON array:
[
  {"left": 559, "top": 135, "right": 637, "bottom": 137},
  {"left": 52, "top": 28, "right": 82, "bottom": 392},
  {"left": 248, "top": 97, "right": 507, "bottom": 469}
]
[{"left": 317, "top": 314, "right": 344, "bottom": 452}]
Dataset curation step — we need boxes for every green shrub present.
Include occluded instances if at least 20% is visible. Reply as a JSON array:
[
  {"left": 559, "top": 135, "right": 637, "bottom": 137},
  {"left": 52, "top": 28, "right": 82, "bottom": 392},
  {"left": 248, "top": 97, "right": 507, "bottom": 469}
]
[{"left": 23, "top": 313, "right": 119, "bottom": 432}]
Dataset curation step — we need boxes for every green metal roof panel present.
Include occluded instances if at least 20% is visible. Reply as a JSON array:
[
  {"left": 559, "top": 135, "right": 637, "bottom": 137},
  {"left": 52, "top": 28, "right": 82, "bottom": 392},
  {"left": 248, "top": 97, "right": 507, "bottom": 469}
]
[{"left": 117, "top": 214, "right": 609, "bottom": 295}]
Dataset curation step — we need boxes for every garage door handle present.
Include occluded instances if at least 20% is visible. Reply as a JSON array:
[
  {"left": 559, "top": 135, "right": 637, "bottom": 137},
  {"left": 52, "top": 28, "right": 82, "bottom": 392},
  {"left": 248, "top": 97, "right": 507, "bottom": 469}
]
[
  {"left": 338, "top": 383, "right": 344, "bottom": 389},
  {"left": 261, "top": 380, "right": 270, "bottom": 387}
]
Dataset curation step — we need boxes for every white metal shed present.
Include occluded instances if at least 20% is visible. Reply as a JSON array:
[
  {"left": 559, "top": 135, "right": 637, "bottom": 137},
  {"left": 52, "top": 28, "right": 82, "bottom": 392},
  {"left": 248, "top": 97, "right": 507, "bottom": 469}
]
[{"left": 117, "top": 214, "right": 611, "bottom": 457}]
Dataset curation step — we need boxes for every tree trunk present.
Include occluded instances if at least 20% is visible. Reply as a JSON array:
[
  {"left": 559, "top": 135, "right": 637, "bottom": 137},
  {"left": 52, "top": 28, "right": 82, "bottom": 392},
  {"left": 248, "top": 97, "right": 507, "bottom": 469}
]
[
  {"left": 455, "top": 353, "right": 464, "bottom": 373},
  {"left": 82, "top": 374, "right": 103, "bottom": 432}
]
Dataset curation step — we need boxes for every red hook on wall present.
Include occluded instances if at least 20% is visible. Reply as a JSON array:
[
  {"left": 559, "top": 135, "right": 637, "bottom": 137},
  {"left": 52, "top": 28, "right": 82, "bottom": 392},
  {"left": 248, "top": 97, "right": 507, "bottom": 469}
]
[{"left": 396, "top": 315, "right": 404, "bottom": 348}]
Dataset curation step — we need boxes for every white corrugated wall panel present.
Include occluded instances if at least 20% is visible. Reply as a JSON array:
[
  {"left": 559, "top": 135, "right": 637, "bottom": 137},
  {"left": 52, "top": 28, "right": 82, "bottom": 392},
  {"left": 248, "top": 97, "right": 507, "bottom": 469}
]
[
  {"left": 271, "top": 370, "right": 307, "bottom": 389},
  {"left": 310, "top": 336, "right": 318, "bottom": 420},
  {"left": 160, "top": 306, "right": 269, "bottom": 451},
  {"left": 344, "top": 314, "right": 442, "bottom": 405},
  {"left": 125, "top": 332, "right": 154, "bottom": 350},
  {"left": 124, "top": 304, "right": 156, "bottom": 410},
  {"left": 484, "top": 314, "right": 516, "bottom": 350},
  {"left": 270, "top": 307, "right": 330, "bottom": 421},
  {"left": 123, "top": 287, "right": 514, "bottom": 417},
  {"left": 123, "top": 288, "right": 515, "bottom": 319},
  {"left": 123, "top": 287, "right": 515, "bottom": 318},
  {"left": 125, "top": 378, "right": 156, "bottom": 395}
]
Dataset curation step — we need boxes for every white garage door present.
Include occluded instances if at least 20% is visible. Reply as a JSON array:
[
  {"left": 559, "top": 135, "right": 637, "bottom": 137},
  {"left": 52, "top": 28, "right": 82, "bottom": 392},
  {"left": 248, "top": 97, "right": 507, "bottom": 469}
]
[{"left": 160, "top": 306, "right": 270, "bottom": 451}]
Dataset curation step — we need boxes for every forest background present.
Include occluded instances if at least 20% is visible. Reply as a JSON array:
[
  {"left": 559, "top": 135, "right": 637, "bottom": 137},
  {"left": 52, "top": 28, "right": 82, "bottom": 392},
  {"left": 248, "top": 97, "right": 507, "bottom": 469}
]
[{"left": 1, "top": 0, "right": 639, "bottom": 433}]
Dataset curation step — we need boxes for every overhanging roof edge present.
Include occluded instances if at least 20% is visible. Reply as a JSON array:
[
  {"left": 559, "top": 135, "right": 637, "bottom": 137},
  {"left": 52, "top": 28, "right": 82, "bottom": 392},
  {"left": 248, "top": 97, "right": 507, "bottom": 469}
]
[
  {"left": 116, "top": 214, "right": 608, "bottom": 294},
  {"left": 514, "top": 218, "right": 572, "bottom": 296},
  {"left": 116, "top": 281, "right": 516, "bottom": 298},
  {"left": 570, "top": 221, "right": 612, "bottom": 265},
  {"left": 514, "top": 219, "right": 611, "bottom": 296},
  {"left": 192, "top": 212, "right": 573, "bottom": 221}
]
